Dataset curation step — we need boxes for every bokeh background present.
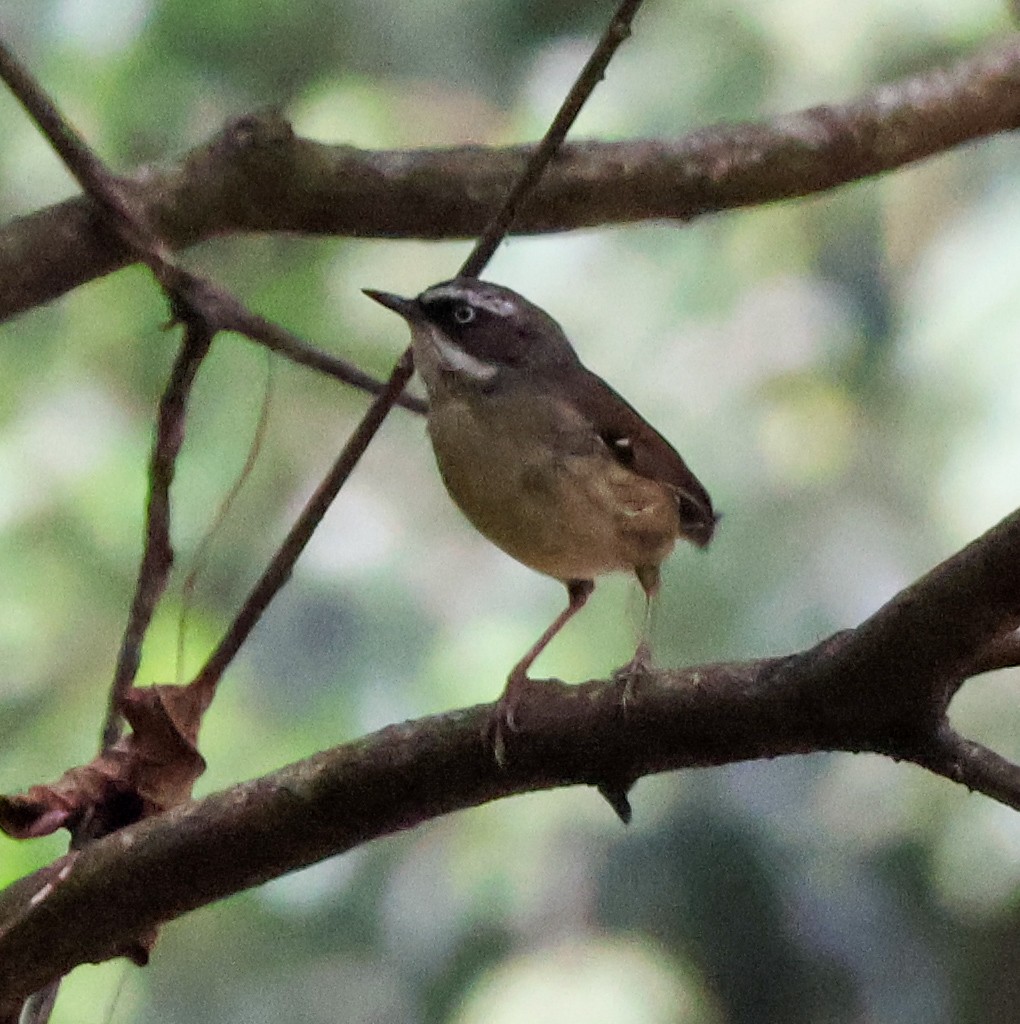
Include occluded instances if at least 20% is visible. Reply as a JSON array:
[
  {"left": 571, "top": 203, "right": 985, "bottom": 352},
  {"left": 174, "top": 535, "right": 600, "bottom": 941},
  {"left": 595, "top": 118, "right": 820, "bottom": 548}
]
[{"left": 2, "top": 0, "right": 1020, "bottom": 1021}]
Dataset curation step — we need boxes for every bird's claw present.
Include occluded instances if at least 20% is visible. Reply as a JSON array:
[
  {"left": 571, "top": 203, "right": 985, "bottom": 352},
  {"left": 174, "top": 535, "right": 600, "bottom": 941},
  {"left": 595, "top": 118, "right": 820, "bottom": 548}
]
[
  {"left": 611, "top": 640, "right": 653, "bottom": 714},
  {"left": 487, "top": 672, "right": 525, "bottom": 770}
]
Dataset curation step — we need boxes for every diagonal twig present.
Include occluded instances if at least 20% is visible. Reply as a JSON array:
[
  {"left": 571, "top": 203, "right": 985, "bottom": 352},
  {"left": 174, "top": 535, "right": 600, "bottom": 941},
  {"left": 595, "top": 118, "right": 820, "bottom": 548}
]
[
  {"left": 216, "top": 296, "right": 427, "bottom": 413},
  {"left": 459, "top": 0, "right": 644, "bottom": 277},
  {"left": 920, "top": 729, "right": 1020, "bottom": 812},
  {"left": 0, "top": 39, "right": 155, "bottom": 257},
  {"left": 177, "top": 357, "right": 274, "bottom": 686}
]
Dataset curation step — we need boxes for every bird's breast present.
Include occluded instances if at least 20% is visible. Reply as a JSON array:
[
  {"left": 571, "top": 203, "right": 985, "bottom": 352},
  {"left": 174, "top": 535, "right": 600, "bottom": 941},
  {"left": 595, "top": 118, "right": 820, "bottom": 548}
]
[{"left": 425, "top": 391, "right": 680, "bottom": 583}]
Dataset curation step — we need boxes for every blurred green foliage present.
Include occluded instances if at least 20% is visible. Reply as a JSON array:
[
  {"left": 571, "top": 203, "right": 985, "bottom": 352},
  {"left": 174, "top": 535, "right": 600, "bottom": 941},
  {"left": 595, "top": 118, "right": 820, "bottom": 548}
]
[{"left": 2, "top": 0, "right": 1020, "bottom": 1021}]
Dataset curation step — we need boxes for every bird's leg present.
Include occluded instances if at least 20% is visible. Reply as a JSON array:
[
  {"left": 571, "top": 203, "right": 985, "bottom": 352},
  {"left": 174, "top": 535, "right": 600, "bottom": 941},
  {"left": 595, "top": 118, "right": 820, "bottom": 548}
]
[
  {"left": 491, "top": 579, "right": 594, "bottom": 766},
  {"left": 502, "top": 578, "right": 594, "bottom": 725},
  {"left": 632, "top": 589, "right": 655, "bottom": 672},
  {"left": 612, "top": 568, "right": 659, "bottom": 710}
]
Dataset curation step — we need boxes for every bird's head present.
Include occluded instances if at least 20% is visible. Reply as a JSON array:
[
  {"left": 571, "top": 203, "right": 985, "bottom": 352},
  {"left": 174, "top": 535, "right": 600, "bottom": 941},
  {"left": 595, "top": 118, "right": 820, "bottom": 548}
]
[{"left": 365, "top": 278, "right": 579, "bottom": 392}]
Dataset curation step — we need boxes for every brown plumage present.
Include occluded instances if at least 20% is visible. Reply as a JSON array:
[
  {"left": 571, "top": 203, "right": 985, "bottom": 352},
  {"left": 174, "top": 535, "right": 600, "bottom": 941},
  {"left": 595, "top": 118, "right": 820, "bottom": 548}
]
[{"left": 365, "top": 278, "right": 716, "bottom": 723}]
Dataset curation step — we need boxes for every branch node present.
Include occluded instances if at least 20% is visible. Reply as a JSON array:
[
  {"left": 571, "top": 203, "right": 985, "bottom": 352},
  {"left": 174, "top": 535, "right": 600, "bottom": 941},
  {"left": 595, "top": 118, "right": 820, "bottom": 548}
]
[{"left": 596, "top": 781, "right": 634, "bottom": 824}]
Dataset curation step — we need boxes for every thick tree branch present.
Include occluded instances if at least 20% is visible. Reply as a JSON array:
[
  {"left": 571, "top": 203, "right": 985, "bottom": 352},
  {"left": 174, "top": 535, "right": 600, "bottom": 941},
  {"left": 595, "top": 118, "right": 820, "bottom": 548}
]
[
  {"left": 3, "top": 34, "right": 1020, "bottom": 321},
  {"left": 921, "top": 732, "right": 1020, "bottom": 812},
  {"left": 962, "top": 629, "right": 1020, "bottom": 679},
  {"left": 4, "top": 503, "right": 1020, "bottom": 1006}
]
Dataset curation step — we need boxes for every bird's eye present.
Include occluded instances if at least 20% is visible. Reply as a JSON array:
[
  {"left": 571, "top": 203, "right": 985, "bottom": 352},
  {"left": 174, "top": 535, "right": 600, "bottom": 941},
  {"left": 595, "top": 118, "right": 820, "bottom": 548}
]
[{"left": 453, "top": 304, "right": 476, "bottom": 325}]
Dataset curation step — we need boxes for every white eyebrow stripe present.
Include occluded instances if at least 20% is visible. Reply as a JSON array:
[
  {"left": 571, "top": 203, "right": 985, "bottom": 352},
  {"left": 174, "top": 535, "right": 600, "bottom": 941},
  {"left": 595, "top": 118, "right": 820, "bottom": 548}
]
[
  {"left": 420, "top": 284, "right": 516, "bottom": 317},
  {"left": 428, "top": 327, "right": 499, "bottom": 381}
]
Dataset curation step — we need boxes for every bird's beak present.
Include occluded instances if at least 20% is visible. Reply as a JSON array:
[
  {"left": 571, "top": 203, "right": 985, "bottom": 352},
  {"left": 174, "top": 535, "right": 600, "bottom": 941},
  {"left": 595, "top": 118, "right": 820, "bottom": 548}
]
[{"left": 363, "top": 289, "right": 422, "bottom": 322}]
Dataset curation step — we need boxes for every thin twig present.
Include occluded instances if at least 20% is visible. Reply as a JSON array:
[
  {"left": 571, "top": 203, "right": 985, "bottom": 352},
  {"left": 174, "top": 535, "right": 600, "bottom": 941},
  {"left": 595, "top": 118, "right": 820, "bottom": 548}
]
[
  {"left": 921, "top": 729, "right": 1020, "bottom": 814},
  {"left": 0, "top": 39, "right": 154, "bottom": 256},
  {"left": 102, "top": 315, "right": 214, "bottom": 749},
  {"left": 177, "top": 355, "right": 275, "bottom": 685},
  {"left": 459, "top": 0, "right": 645, "bottom": 278},
  {"left": 212, "top": 290, "right": 426, "bottom": 414}
]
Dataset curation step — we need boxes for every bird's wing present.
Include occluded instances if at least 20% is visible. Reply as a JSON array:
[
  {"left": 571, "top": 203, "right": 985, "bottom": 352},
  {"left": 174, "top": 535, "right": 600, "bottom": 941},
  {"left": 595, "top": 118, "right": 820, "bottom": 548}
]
[{"left": 561, "top": 368, "right": 717, "bottom": 547}]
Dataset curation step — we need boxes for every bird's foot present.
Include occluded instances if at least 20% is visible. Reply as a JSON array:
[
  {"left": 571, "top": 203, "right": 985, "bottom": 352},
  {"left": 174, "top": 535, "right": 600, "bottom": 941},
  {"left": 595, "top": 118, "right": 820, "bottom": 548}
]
[
  {"left": 595, "top": 645, "right": 653, "bottom": 824},
  {"left": 611, "top": 640, "right": 654, "bottom": 715},
  {"left": 488, "top": 670, "right": 528, "bottom": 770},
  {"left": 487, "top": 668, "right": 637, "bottom": 825}
]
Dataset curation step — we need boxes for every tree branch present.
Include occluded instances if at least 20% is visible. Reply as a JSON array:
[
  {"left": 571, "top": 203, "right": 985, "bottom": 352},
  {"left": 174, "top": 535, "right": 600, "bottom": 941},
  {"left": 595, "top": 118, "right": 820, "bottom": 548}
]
[
  {"left": 961, "top": 629, "right": 1020, "bottom": 679},
  {"left": 101, "top": 314, "right": 213, "bottom": 749},
  {"left": 5, "top": 502, "right": 1020, "bottom": 1006},
  {"left": 3, "top": 34, "right": 1020, "bottom": 321},
  {"left": 920, "top": 731, "right": 1020, "bottom": 813}
]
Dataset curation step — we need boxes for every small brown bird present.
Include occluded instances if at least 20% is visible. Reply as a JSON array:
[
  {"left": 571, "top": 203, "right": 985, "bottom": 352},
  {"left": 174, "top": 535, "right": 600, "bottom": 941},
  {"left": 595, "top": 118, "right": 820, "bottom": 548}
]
[{"left": 366, "top": 278, "right": 716, "bottom": 727}]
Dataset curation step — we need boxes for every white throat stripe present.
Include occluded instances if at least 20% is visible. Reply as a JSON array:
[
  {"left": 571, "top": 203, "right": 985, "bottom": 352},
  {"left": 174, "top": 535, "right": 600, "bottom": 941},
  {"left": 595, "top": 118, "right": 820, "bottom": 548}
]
[{"left": 427, "top": 327, "right": 498, "bottom": 381}]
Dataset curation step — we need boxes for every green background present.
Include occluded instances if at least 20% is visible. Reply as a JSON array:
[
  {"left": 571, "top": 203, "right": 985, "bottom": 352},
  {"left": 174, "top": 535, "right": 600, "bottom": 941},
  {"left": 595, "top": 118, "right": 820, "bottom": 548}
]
[{"left": 2, "top": 0, "right": 1020, "bottom": 1021}]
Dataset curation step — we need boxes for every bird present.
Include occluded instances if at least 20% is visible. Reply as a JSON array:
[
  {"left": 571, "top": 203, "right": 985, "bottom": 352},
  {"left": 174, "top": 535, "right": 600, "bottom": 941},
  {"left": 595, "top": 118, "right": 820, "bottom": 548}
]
[{"left": 365, "top": 277, "right": 716, "bottom": 742}]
